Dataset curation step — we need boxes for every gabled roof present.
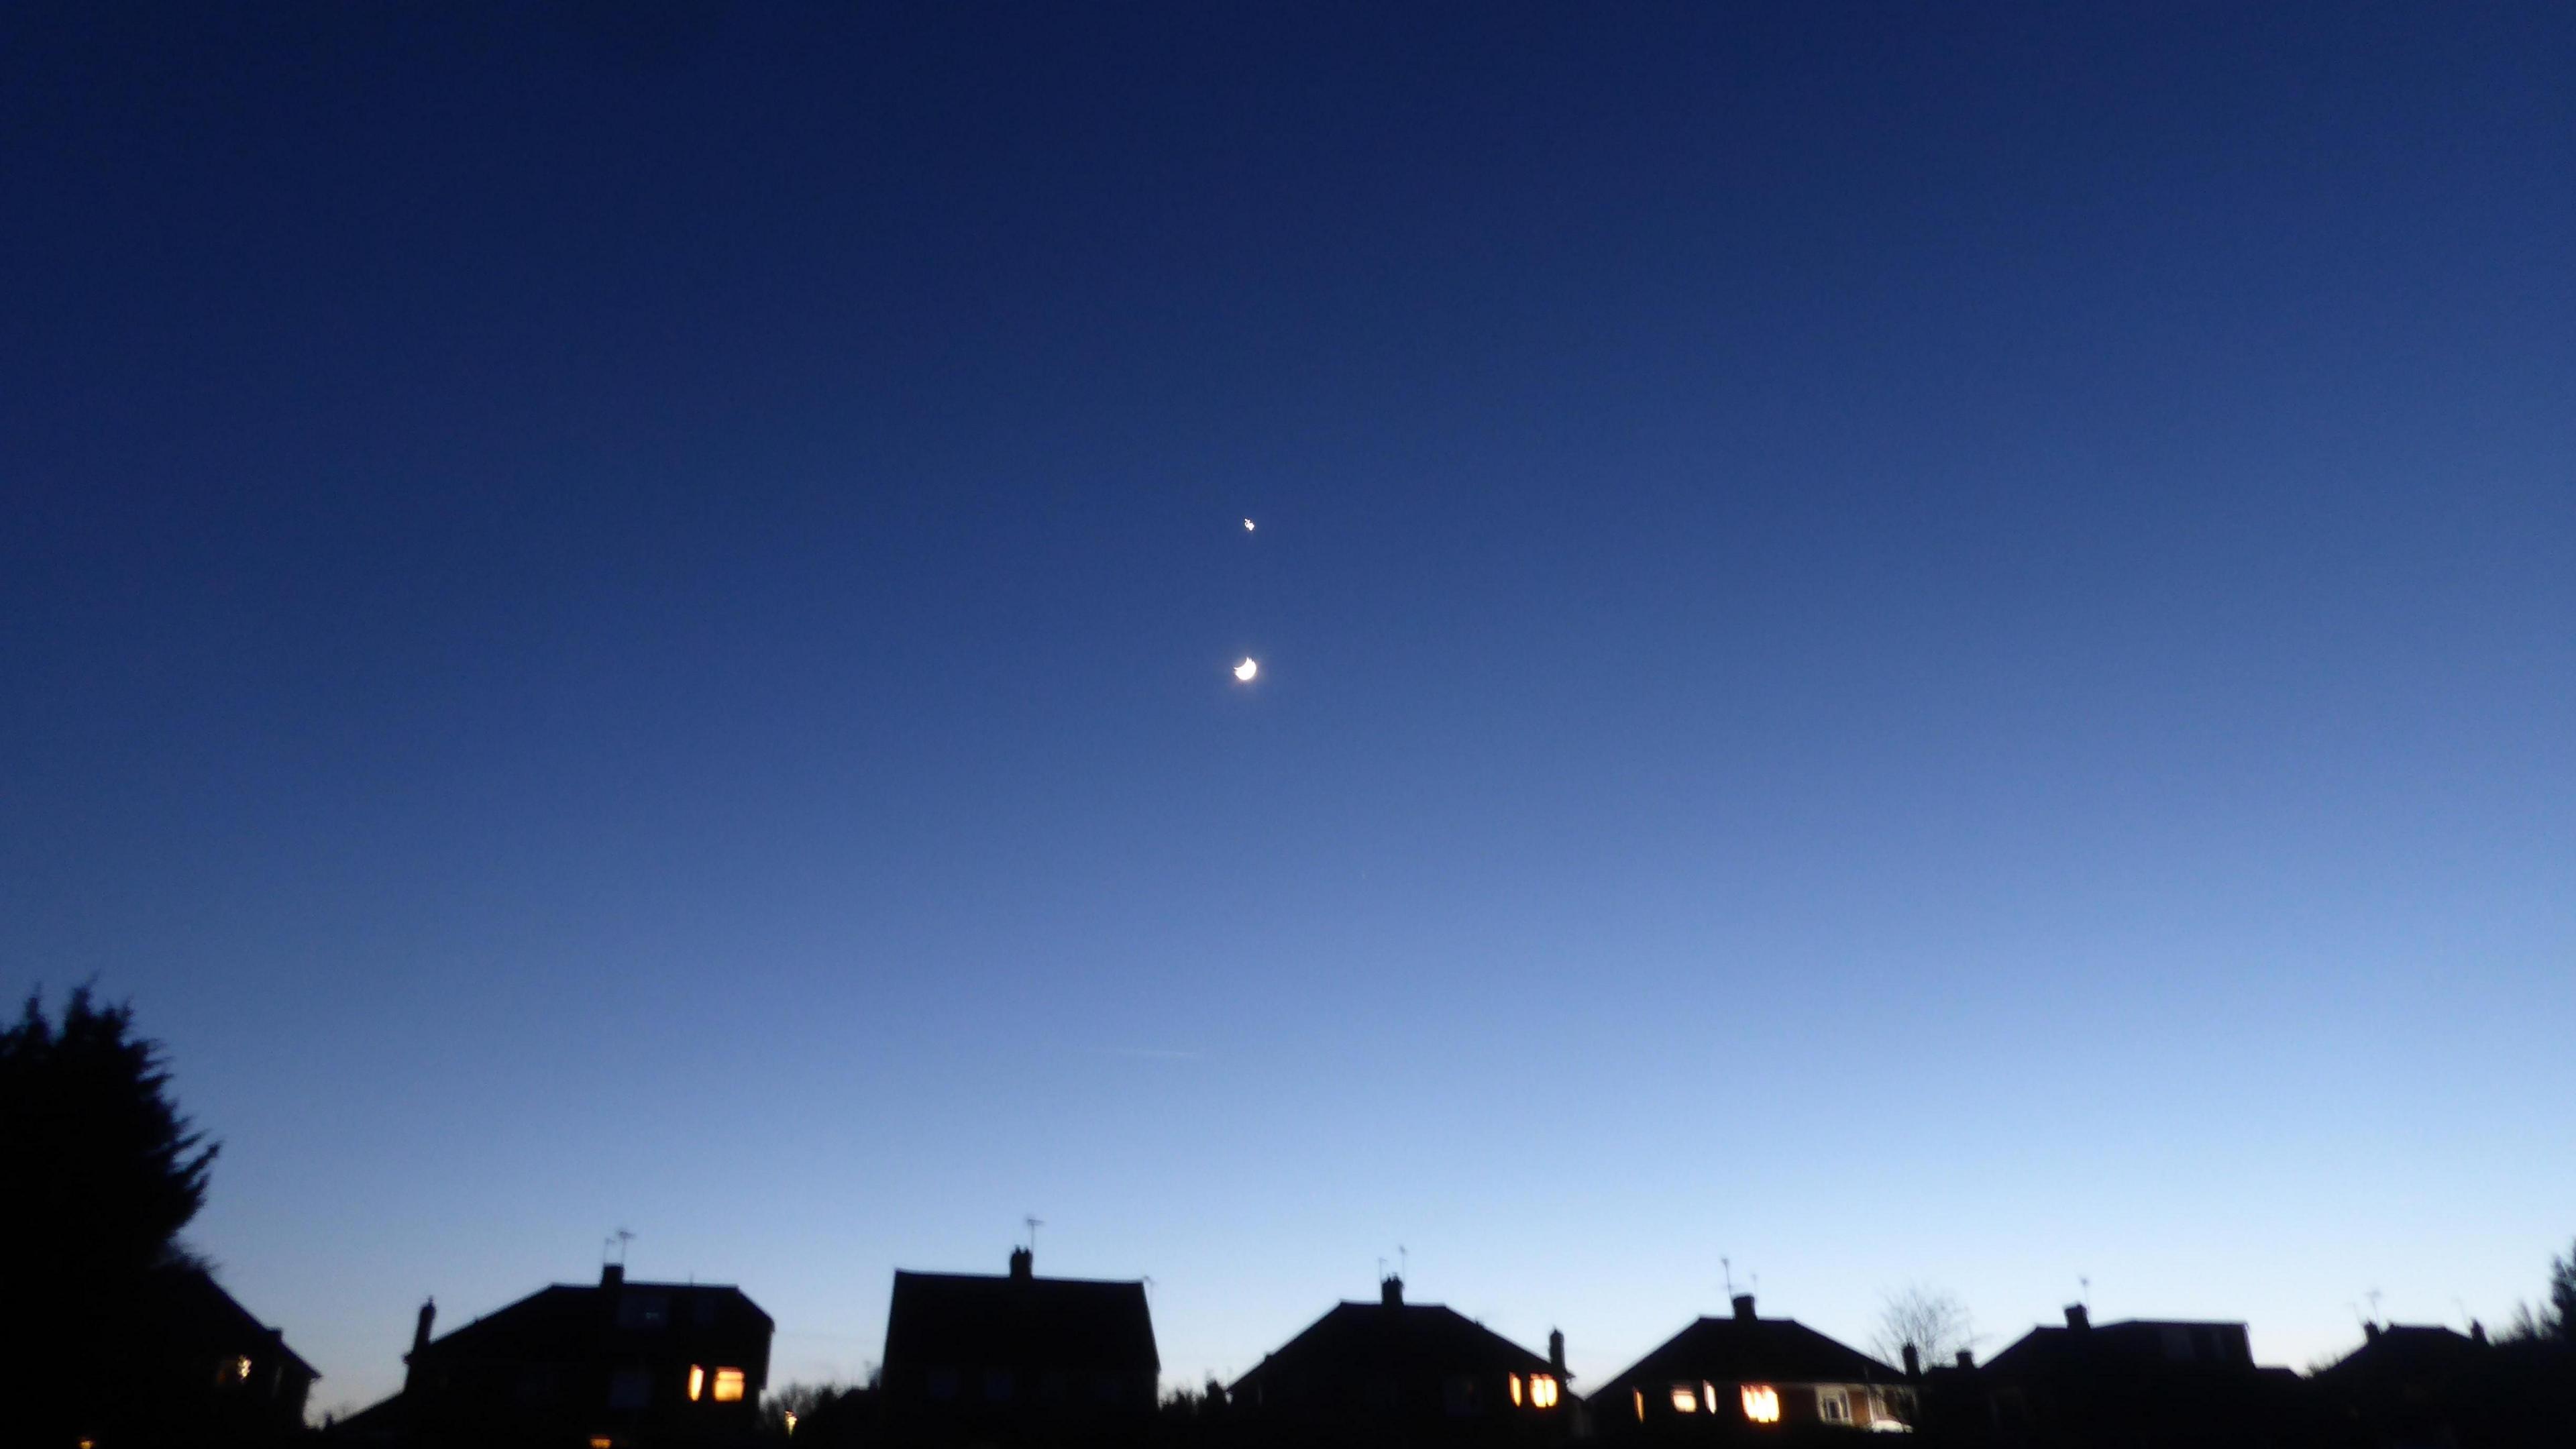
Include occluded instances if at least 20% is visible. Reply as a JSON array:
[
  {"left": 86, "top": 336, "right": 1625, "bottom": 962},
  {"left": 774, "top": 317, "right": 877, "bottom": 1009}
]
[
  {"left": 152, "top": 1265, "right": 321, "bottom": 1380},
  {"left": 418, "top": 1277, "right": 772, "bottom": 1362},
  {"left": 2312, "top": 1325, "right": 2485, "bottom": 1381},
  {"left": 1594, "top": 1312, "right": 1899, "bottom": 1393},
  {"left": 1231, "top": 1299, "right": 1555, "bottom": 1393},
  {"left": 1982, "top": 1319, "right": 2255, "bottom": 1377},
  {"left": 882, "top": 1270, "right": 1159, "bottom": 1375}
]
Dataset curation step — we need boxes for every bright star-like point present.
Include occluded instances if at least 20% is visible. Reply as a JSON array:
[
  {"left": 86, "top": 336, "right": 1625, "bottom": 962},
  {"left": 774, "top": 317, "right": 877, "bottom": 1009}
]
[
  {"left": 1242, "top": 518, "right": 1255, "bottom": 531},
  {"left": 1233, "top": 657, "right": 1258, "bottom": 682}
]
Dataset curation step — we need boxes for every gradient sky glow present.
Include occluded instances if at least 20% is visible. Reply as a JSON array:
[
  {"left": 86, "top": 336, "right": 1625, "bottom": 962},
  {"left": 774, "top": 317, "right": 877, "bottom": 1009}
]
[{"left": 5, "top": 2, "right": 2573, "bottom": 1418}]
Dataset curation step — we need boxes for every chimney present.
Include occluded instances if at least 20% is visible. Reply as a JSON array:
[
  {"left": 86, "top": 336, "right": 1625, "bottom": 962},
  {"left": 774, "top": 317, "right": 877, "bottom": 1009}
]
[
  {"left": 404, "top": 1297, "right": 437, "bottom": 1394},
  {"left": 1009, "top": 1246, "right": 1034, "bottom": 1282},
  {"left": 1381, "top": 1275, "right": 1404, "bottom": 1308},
  {"left": 1902, "top": 1344, "right": 1921, "bottom": 1380},
  {"left": 2363, "top": 1322, "right": 2381, "bottom": 1342},
  {"left": 1731, "top": 1293, "right": 1756, "bottom": 1322},
  {"left": 602, "top": 1263, "right": 625, "bottom": 1291},
  {"left": 1549, "top": 1329, "right": 1566, "bottom": 1377},
  {"left": 2471, "top": 1322, "right": 2488, "bottom": 1346},
  {"left": 1956, "top": 1350, "right": 1974, "bottom": 1370},
  {"left": 2064, "top": 1304, "right": 2090, "bottom": 1332}
]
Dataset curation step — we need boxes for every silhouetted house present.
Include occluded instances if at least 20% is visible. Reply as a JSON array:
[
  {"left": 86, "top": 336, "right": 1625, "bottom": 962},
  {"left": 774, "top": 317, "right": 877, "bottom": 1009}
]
[
  {"left": 2312, "top": 1320, "right": 2576, "bottom": 1449},
  {"left": 335, "top": 1263, "right": 773, "bottom": 1448},
  {"left": 103, "top": 1262, "right": 322, "bottom": 1445},
  {"left": 1225, "top": 1275, "right": 1574, "bottom": 1447},
  {"left": 1964, "top": 1304, "right": 2316, "bottom": 1448},
  {"left": 878, "top": 1246, "right": 1160, "bottom": 1447},
  {"left": 1591, "top": 1295, "right": 1909, "bottom": 1439}
]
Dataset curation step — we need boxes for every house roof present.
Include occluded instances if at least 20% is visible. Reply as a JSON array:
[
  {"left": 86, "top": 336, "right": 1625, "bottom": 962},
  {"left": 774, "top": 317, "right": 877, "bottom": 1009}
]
[
  {"left": 1230, "top": 1299, "right": 1556, "bottom": 1394},
  {"left": 881, "top": 1270, "right": 1159, "bottom": 1375},
  {"left": 150, "top": 1265, "right": 321, "bottom": 1381},
  {"left": 1982, "top": 1319, "right": 2254, "bottom": 1377},
  {"left": 417, "top": 1277, "right": 772, "bottom": 1362},
  {"left": 1593, "top": 1310, "right": 1899, "bottom": 1393},
  {"left": 2312, "top": 1325, "right": 2485, "bottom": 1382}
]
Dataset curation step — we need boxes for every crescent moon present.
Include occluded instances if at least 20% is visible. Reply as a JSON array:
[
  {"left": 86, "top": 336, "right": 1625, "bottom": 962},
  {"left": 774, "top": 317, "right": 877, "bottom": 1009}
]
[{"left": 1233, "top": 657, "right": 1258, "bottom": 682}]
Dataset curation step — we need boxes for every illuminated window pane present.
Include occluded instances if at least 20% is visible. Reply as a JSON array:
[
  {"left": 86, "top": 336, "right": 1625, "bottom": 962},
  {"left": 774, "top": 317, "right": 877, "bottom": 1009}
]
[
  {"left": 1532, "top": 1375, "right": 1559, "bottom": 1409},
  {"left": 1509, "top": 1373, "right": 1523, "bottom": 1406},
  {"left": 235, "top": 1354, "right": 254, "bottom": 1381},
  {"left": 1633, "top": 1389, "right": 1645, "bottom": 1421},
  {"left": 1671, "top": 1385, "right": 1701, "bottom": 1413},
  {"left": 1740, "top": 1384, "right": 1781, "bottom": 1424},
  {"left": 713, "top": 1368, "right": 747, "bottom": 1403},
  {"left": 688, "top": 1365, "right": 705, "bottom": 1401},
  {"left": 1819, "top": 1388, "right": 1849, "bottom": 1422}
]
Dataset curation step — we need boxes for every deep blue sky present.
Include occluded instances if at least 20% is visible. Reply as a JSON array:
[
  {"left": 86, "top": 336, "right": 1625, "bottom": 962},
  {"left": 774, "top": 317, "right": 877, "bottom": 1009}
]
[{"left": 6, "top": 1, "right": 2573, "bottom": 1414}]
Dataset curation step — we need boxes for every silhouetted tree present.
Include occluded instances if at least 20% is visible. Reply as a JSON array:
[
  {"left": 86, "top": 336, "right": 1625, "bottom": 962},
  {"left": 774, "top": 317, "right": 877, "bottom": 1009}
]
[
  {"left": 1873, "top": 1282, "right": 1976, "bottom": 1369},
  {"left": 1, "top": 985, "right": 219, "bottom": 1276},
  {"left": 1, "top": 986, "right": 227, "bottom": 1444},
  {"left": 2551, "top": 1240, "right": 2576, "bottom": 1342},
  {"left": 2498, "top": 1240, "right": 2576, "bottom": 1345},
  {"left": 759, "top": 1380, "right": 854, "bottom": 1438}
]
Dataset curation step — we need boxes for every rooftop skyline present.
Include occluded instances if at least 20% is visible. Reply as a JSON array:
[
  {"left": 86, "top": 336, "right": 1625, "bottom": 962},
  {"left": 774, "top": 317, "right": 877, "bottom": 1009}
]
[{"left": 5, "top": 2, "right": 2571, "bottom": 1417}]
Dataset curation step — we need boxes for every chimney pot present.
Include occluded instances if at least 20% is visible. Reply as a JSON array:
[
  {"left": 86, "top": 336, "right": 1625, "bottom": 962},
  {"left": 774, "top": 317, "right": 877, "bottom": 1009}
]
[
  {"left": 1902, "top": 1344, "right": 1921, "bottom": 1379},
  {"left": 410, "top": 1298, "right": 437, "bottom": 1359},
  {"left": 2064, "top": 1304, "right": 2090, "bottom": 1332},
  {"left": 1381, "top": 1275, "right": 1404, "bottom": 1308},
  {"left": 1731, "top": 1293, "right": 1756, "bottom": 1322},
  {"left": 2363, "top": 1322, "right": 2381, "bottom": 1341},
  {"left": 1009, "top": 1246, "right": 1034, "bottom": 1282},
  {"left": 1549, "top": 1329, "right": 1566, "bottom": 1375},
  {"left": 2470, "top": 1322, "right": 2487, "bottom": 1345},
  {"left": 1956, "top": 1350, "right": 1974, "bottom": 1369},
  {"left": 602, "top": 1263, "right": 625, "bottom": 1291}
]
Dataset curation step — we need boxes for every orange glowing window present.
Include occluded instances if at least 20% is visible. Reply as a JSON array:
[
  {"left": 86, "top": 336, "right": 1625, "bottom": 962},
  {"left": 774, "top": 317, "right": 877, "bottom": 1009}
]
[
  {"left": 1531, "top": 1374, "right": 1560, "bottom": 1409},
  {"left": 713, "top": 1368, "right": 747, "bottom": 1403},
  {"left": 590, "top": 1439, "right": 614, "bottom": 1449},
  {"left": 1671, "top": 1385, "right": 1701, "bottom": 1413},
  {"left": 1509, "top": 1373, "right": 1523, "bottom": 1406},
  {"left": 1740, "top": 1384, "right": 1781, "bottom": 1424},
  {"left": 688, "top": 1366, "right": 705, "bottom": 1401},
  {"left": 1633, "top": 1388, "right": 1645, "bottom": 1421},
  {"left": 236, "top": 1354, "right": 254, "bottom": 1381}
]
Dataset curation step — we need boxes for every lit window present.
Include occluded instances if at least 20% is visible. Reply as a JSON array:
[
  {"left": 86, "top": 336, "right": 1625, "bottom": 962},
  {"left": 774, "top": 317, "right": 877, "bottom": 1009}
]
[
  {"left": 1510, "top": 1373, "right": 1523, "bottom": 1406},
  {"left": 1741, "top": 1384, "right": 1781, "bottom": 1424},
  {"left": 236, "top": 1354, "right": 254, "bottom": 1381},
  {"left": 688, "top": 1366, "right": 704, "bottom": 1401},
  {"left": 1819, "top": 1388, "right": 1849, "bottom": 1422},
  {"left": 1671, "top": 1385, "right": 1701, "bottom": 1413},
  {"left": 1531, "top": 1374, "right": 1559, "bottom": 1409},
  {"left": 591, "top": 1439, "right": 614, "bottom": 1449},
  {"left": 782, "top": 1409, "right": 797, "bottom": 1436},
  {"left": 713, "top": 1368, "right": 747, "bottom": 1403}
]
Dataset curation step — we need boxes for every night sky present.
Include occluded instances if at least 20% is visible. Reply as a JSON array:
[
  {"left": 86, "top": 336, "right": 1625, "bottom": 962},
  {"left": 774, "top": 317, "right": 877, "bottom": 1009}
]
[{"left": 5, "top": 2, "right": 2572, "bottom": 1415}]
